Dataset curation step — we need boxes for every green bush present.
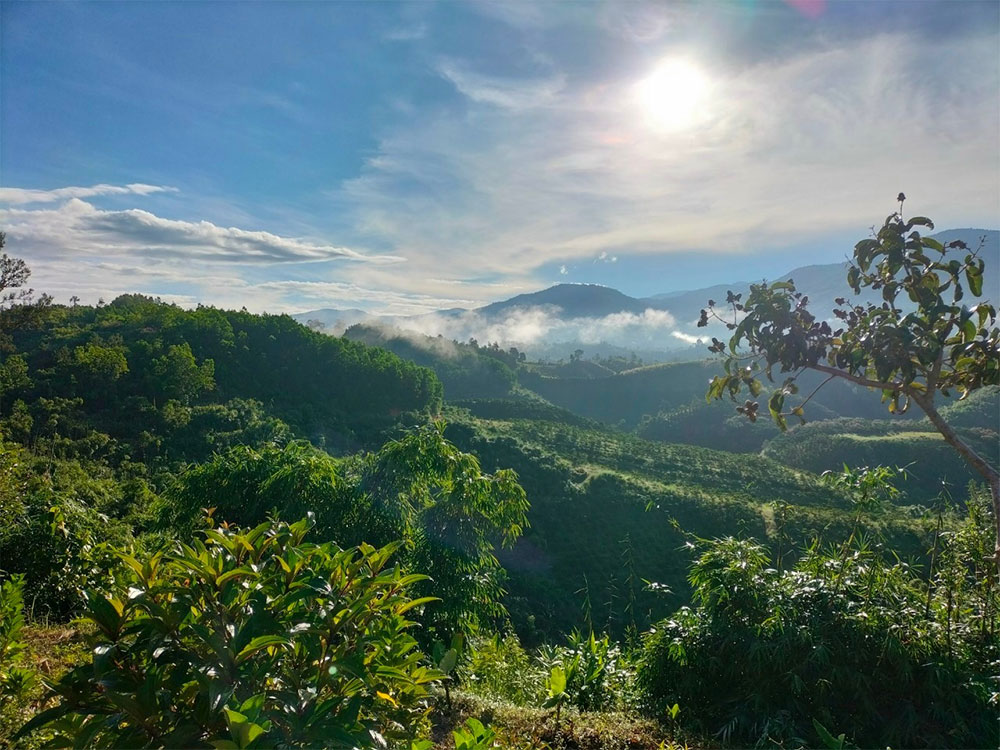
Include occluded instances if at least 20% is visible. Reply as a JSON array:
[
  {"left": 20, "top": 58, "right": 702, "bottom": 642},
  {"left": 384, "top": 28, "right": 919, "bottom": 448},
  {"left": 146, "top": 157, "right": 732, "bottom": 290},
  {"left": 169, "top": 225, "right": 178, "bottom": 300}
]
[
  {"left": 537, "top": 630, "right": 632, "bottom": 714},
  {"left": 19, "top": 516, "right": 443, "bottom": 748},
  {"left": 635, "top": 522, "right": 998, "bottom": 748},
  {"left": 460, "top": 634, "right": 545, "bottom": 705},
  {"left": 0, "top": 575, "right": 37, "bottom": 731}
]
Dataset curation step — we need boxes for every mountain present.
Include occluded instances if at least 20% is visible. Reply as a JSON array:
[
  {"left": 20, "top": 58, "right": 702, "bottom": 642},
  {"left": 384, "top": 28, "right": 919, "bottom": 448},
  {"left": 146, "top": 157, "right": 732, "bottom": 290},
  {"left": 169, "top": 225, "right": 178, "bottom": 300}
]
[
  {"left": 476, "top": 282, "right": 659, "bottom": 318},
  {"left": 645, "top": 228, "right": 998, "bottom": 325},
  {"left": 293, "top": 228, "right": 998, "bottom": 354}
]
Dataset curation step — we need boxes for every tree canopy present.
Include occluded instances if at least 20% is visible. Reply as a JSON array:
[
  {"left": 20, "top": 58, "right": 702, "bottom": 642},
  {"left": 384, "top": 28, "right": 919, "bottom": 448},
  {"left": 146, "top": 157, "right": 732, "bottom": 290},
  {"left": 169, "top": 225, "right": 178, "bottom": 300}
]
[{"left": 701, "top": 196, "right": 1000, "bottom": 566}]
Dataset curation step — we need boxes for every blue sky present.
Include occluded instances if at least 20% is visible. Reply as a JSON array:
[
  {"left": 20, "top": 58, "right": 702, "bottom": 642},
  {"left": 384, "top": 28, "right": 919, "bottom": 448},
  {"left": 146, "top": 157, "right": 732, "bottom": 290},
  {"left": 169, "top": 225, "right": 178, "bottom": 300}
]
[{"left": 1, "top": 0, "right": 998, "bottom": 316}]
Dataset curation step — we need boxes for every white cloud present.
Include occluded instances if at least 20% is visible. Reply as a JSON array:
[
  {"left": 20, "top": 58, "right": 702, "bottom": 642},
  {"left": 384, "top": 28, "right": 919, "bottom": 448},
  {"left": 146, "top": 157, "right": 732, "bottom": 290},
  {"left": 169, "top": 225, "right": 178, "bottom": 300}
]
[
  {"left": 395, "top": 305, "right": 678, "bottom": 348},
  {"left": 0, "top": 183, "right": 176, "bottom": 205},
  {"left": 0, "top": 197, "right": 403, "bottom": 265},
  {"left": 437, "top": 59, "right": 566, "bottom": 109}
]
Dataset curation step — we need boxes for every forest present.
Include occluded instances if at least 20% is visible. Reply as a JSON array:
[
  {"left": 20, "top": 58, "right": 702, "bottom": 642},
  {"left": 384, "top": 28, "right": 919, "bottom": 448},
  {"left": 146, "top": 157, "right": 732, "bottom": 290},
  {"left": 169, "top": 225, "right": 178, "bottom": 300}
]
[{"left": 1, "top": 213, "right": 998, "bottom": 750}]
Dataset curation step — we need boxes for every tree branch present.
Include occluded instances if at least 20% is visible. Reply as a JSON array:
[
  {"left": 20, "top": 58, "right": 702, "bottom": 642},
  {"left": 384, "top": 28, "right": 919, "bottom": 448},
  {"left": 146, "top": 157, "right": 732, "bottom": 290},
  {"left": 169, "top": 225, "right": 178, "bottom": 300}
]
[
  {"left": 806, "top": 363, "right": 905, "bottom": 393},
  {"left": 913, "top": 392, "right": 999, "bottom": 487},
  {"left": 913, "top": 391, "right": 1000, "bottom": 565},
  {"left": 785, "top": 372, "right": 837, "bottom": 415}
]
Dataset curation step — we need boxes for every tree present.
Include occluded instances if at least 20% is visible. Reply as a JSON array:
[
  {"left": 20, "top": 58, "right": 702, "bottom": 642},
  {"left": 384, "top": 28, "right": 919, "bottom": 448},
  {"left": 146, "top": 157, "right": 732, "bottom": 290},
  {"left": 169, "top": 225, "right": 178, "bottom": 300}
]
[
  {"left": 151, "top": 342, "right": 215, "bottom": 404},
  {"left": 0, "top": 231, "right": 51, "bottom": 349},
  {"left": 699, "top": 196, "right": 1000, "bottom": 567}
]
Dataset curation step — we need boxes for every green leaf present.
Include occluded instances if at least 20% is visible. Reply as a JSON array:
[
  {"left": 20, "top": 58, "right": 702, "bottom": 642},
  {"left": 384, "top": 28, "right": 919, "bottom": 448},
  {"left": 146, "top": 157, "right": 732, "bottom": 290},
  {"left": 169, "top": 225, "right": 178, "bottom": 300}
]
[
  {"left": 967, "top": 267, "right": 983, "bottom": 296},
  {"left": 395, "top": 596, "right": 440, "bottom": 615},
  {"left": 216, "top": 567, "right": 255, "bottom": 587},
  {"left": 547, "top": 665, "right": 566, "bottom": 695},
  {"left": 812, "top": 719, "right": 846, "bottom": 750},
  {"left": 235, "top": 635, "right": 287, "bottom": 663},
  {"left": 438, "top": 648, "right": 458, "bottom": 675}
]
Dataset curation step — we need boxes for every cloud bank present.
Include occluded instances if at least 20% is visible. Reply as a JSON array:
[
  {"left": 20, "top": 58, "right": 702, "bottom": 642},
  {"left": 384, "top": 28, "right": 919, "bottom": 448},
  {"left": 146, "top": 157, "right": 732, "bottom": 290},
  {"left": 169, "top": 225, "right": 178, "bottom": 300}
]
[
  {"left": 392, "top": 305, "right": 682, "bottom": 349},
  {"left": 0, "top": 196, "right": 402, "bottom": 265}
]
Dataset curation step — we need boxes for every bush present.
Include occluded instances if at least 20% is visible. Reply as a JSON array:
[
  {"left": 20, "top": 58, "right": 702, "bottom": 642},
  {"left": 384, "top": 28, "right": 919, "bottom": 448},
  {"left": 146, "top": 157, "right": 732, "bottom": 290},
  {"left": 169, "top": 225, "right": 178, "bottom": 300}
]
[
  {"left": 19, "top": 516, "right": 443, "bottom": 748},
  {"left": 0, "top": 575, "right": 37, "bottom": 735},
  {"left": 538, "top": 630, "right": 632, "bottom": 714},
  {"left": 460, "top": 634, "right": 545, "bottom": 705},
  {"left": 635, "top": 529, "right": 998, "bottom": 748}
]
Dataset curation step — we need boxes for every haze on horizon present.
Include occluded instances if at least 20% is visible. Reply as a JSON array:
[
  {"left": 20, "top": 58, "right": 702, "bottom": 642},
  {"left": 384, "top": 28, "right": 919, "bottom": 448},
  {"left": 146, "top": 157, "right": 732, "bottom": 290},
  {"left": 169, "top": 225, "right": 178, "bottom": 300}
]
[{"left": 1, "top": 0, "right": 998, "bottom": 318}]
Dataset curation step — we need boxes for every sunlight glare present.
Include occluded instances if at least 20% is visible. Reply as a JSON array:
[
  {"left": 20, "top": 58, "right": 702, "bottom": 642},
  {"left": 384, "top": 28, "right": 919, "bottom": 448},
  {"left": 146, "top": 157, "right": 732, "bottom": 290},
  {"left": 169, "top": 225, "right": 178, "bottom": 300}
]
[{"left": 636, "top": 58, "right": 711, "bottom": 132}]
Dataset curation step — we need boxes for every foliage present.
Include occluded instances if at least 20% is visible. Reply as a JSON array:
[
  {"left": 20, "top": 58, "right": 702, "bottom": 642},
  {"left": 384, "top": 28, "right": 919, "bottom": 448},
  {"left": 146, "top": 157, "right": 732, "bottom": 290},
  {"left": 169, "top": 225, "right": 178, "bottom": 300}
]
[
  {"left": 537, "top": 630, "right": 630, "bottom": 714},
  {"left": 344, "top": 325, "right": 516, "bottom": 401},
  {"left": 452, "top": 717, "right": 498, "bottom": 750},
  {"left": 2, "top": 296, "right": 442, "bottom": 462},
  {"left": 166, "top": 425, "right": 530, "bottom": 643},
  {"left": 0, "top": 575, "right": 36, "bottom": 709},
  {"left": 443, "top": 412, "right": 934, "bottom": 640},
  {"left": 700, "top": 199, "right": 1000, "bottom": 562},
  {"left": 357, "top": 423, "right": 529, "bottom": 641},
  {"left": 459, "top": 634, "right": 545, "bottom": 706},
  {"left": 0, "top": 443, "right": 136, "bottom": 619},
  {"left": 19, "top": 516, "right": 443, "bottom": 748},
  {"left": 635, "top": 502, "right": 999, "bottom": 748}
]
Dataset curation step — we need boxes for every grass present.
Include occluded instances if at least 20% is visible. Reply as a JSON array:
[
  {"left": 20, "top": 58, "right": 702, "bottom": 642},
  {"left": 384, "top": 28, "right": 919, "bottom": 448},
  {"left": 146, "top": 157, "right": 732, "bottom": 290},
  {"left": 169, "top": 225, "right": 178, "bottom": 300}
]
[
  {"left": 1, "top": 624, "right": 90, "bottom": 749},
  {"left": 432, "top": 692, "right": 692, "bottom": 750}
]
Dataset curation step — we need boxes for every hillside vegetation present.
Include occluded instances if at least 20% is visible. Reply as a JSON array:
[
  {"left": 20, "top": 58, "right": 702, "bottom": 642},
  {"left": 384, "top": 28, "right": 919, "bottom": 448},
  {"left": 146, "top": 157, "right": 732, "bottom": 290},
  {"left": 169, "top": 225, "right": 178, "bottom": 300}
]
[{"left": 1, "top": 291, "right": 995, "bottom": 750}]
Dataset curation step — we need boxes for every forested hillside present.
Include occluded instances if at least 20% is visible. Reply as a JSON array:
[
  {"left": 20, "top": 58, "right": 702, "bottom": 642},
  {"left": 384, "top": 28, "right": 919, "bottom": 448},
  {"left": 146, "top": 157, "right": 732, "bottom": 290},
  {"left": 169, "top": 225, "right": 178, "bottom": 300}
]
[
  {"left": 2, "top": 296, "right": 441, "bottom": 460},
  {"left": 1, "top": 252, "right": 996, "bottom": 749}
]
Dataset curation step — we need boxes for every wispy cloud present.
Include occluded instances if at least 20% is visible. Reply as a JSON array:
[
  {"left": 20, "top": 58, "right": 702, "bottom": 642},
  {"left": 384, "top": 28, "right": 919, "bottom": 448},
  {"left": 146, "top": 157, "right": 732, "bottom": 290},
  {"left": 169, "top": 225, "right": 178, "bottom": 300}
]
[
  {"left": 384, "top": 23, "right": 427, "bottom": 41},
  {"left": 437, "top": 59, "right": 565, "bottom": 109},
  {"left": 0, "top": 183, "right": 176, "bottom": 205}
]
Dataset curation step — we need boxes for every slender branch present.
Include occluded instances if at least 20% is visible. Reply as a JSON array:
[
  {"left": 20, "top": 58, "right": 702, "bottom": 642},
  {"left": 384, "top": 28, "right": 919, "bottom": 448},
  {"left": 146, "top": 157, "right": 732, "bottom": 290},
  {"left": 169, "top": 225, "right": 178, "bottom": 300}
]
[
  {"left": 807, "top": 363, "right": 906, "bottom": 393},
  {"left": 786, "top": 373, "right": 837, "bottom": 415}
]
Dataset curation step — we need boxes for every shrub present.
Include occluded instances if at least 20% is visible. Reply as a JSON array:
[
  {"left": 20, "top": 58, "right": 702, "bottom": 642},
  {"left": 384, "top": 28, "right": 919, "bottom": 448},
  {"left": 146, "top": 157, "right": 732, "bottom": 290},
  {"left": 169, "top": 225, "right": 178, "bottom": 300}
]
[
  {"left": 460, "top": 634, "right": 545, "bottom": 706},
  {"left": 19, "top": 516, "right": 443, "bottom": 748},
  {"left": 0, "top": 575, "right": 37, "bottom": 733},
  {"left": 635, "top": 530, "right": 997, "bottom": 748},
  {"left": 537, "top": 630, "right": 632, "bottom": 714}
]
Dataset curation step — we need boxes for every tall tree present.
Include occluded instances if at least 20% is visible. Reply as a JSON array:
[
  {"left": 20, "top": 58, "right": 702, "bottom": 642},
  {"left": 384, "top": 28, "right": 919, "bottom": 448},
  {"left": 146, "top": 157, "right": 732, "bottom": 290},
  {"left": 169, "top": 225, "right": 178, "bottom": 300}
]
[{"left": 700, "top": 196, "right": 1000, "bottom": 568}]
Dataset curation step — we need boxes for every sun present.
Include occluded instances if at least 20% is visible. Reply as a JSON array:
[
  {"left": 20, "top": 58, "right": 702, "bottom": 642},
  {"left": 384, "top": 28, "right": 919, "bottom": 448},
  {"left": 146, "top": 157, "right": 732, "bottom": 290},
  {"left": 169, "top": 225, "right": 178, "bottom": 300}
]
[{"left": 635, "top": 58, "right": 711, "bottom": 132}]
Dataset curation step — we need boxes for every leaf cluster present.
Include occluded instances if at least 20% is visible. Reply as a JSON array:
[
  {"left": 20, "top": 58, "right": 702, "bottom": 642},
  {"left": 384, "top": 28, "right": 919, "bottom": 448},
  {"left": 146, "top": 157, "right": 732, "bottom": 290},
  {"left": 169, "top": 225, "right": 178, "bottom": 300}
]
[
  {"left": 701, "top": 207, "right": 998, "bottom": 426},
  {"left": 19, "top": 516, "right": 443, "bottom": 748}
]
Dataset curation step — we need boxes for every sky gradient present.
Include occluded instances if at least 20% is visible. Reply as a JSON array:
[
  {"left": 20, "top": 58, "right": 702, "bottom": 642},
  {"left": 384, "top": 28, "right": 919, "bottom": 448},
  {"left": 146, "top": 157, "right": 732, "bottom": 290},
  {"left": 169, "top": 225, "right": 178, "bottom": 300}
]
[{"left": 1, "top": 0, "right": 998, "bottom": 315}]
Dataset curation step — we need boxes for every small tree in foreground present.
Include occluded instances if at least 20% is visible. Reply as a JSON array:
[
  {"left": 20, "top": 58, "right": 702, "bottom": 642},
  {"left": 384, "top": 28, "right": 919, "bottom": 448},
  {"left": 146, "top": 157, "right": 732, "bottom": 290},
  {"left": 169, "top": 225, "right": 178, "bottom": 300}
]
[
  {"left": 18, "top": 516, "right": 443, "bottom": 748},
  {"left": 700, "top": 196, "right": 999, "bottom": 568}
]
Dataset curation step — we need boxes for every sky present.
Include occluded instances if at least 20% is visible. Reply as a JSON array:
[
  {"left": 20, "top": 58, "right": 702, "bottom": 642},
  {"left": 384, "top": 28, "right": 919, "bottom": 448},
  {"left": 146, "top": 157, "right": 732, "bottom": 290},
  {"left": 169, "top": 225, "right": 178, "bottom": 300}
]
[{"left": 1, "top": 0, "right": 998, "bottom": 317}]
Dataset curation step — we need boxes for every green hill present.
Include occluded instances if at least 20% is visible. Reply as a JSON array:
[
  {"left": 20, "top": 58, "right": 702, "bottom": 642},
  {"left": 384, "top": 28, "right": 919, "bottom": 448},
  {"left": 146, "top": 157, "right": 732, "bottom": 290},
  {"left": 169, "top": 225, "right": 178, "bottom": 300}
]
[
  {"left": 2, "top": 296, "right": 442, "bottom": 460},
  {"left": 442, "top": 404, "right": 932, "bottom": 641}
]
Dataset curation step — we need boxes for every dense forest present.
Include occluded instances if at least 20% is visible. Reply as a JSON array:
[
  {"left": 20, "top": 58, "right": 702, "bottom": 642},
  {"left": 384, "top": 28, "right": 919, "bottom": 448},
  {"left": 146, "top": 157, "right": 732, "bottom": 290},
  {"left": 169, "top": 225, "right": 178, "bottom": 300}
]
[{"left": 1, "top": 215, "right": 998, "bottom": 750}]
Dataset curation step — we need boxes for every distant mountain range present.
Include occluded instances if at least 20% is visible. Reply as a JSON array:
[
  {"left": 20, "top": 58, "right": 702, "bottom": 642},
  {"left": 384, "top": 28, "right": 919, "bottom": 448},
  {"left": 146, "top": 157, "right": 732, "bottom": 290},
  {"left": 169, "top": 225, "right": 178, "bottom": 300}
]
[{"left": 294, "top": 228, "right": 998, "bottom": 355}]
